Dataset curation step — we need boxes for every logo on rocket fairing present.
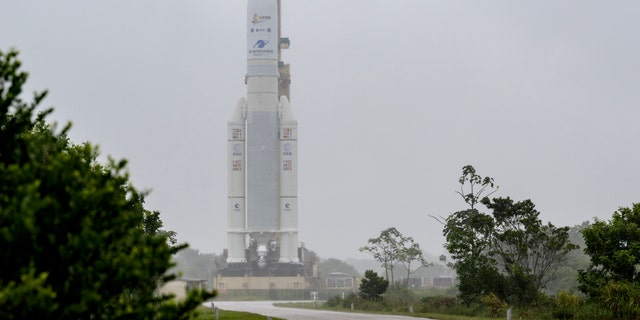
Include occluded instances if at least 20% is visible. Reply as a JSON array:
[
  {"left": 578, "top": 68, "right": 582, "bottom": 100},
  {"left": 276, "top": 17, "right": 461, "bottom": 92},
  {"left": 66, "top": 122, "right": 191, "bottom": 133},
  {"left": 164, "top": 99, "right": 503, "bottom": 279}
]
[
  {"left": 233, "top": 143, "right": 242, "bottom": 156},
  {"left": 283, "top": 143, "right": 292, "bottom": 156},
  {"left": 253, "top": 40, "right": 269, "bottom": 48},
  {"left": 252, "top": 13, "right": 271, "bottom": 24}
]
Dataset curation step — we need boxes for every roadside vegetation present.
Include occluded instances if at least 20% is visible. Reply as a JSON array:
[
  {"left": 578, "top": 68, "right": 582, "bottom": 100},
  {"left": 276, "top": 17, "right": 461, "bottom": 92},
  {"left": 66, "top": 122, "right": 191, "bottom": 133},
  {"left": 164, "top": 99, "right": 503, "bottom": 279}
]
[
  {"left": 333, "top": 166, "right": 640, "bottom": 320},
  {"left": 193, "top": 306, "right": 284, "bottom": 320}
]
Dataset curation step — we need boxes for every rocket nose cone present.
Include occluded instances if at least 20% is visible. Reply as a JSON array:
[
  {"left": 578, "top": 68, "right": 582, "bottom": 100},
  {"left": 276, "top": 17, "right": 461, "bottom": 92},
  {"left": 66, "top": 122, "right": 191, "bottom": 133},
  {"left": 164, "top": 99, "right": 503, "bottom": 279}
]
[
  {"left": 279, "top": 96, "right": 296, "bottom": 122},
  {"left": 230, "top": 97, "right": 246, "bottom": 121}
]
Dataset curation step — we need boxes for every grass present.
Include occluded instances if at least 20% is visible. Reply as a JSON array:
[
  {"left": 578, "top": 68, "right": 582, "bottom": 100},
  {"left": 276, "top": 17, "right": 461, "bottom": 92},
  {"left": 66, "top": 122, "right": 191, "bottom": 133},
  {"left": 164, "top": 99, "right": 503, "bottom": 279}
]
[
  {"left": 192, "top": 306, "right": 284, "bottom": 320},
  {"left": 274, "top": 302, "right": 497, "bottom": 320}
]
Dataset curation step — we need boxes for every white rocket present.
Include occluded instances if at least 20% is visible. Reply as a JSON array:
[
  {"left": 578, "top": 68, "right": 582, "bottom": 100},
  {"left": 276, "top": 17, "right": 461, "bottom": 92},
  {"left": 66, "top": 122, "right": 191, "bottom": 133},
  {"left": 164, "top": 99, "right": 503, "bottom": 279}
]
[{"left": 227, "top": 0, "right": 299, "bottom": 269}]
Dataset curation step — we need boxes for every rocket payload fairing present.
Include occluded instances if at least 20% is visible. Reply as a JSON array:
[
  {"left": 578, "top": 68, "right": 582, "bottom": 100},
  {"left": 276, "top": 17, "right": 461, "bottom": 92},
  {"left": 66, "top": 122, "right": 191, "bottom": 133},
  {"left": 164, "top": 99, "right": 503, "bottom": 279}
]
[{"left": 227, "top": 0, "right": 299, "bottom": 269}]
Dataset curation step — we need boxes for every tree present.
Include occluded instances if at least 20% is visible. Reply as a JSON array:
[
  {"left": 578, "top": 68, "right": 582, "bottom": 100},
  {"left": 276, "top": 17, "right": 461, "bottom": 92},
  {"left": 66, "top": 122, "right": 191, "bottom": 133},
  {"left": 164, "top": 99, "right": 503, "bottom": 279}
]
[
  {"left": 442, "top": 165, "right": 575, "bottom": 305},
  {"left": 0, "top": 49, "right": 214, "bottom": 319},
  {"left": 360, "top": 227, "right": 428, "bottom": 284},
  {"left": 456, "top": 165, "right": 498, "bottom": 210},
  {"left": 397, "top": 239, "right": 431, "bottom": 286},
  {"left": 358, "top": 270, "right": 388, "bottom": 301},
  {"left": 443, "top": 165, "right": 502, "bottom": 304},
  {"left": 544, "top": 222, "right": 590, "bottom": 294},
  {"left": 579, "top": 204, "right": 640, "bottom": 302},
  {"left": 483, "top": 196, "right": 577, "bottom": 305}
]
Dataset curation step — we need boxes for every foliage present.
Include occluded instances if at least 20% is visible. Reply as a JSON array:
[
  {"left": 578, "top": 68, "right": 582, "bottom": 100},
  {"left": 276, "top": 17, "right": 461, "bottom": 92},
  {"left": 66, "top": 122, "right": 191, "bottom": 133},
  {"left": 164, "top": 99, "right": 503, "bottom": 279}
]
[
  {"left": 480, "top": 292, "right": 506, "bottom": 317},
  {"left": 579, "top": 204, "right": 640, "bottom": 298},
  {"left": 418, "top": 295, "right": 459, "bottom": 312},
  {"left": 483, "top": 196, "right": 577, "bottom": 305},
  {"left": 359, "top": 270, "right": 388, "bottom": 301},
  {"left": 456, "top": 165, "right": 498, "bottom": 210},
  {"left": 443, "top": 165, "right": 502, "bottom": 304},
  {"left": 325, "top": 294, "right": 342, "bottom": 307},
  {"left": 397, "top": 240, "right": 431, "bottom": 286},
  {"left": 444, "top": 208, "right": 503, "bottom": 304},
  {"left": 192, "top": 306, "right": 284, "bottom": 320},
  {"left": 443, "top": 165, "right": 576, "bottom": 306},
  {"left": 545, "top": 222, "right": 590, "bottom": 294},
  {"left": 577, "top": 204, "right": 640, "bottom": 319},
  {"left": 359, "top": 227, "right": 429, "bottom": 284},
  {"left": 310, "top": 290, "right": 636, "bottom": 320},
  {"left": 552, "top": 290, "right": 580, "bottom": 319},
  {"left": 599, "top": 281, "right": 640, "bottom": 319},
  {"left": 384, "top": 283, "right": 418, "bottom": 309},
  {"left": 0, "top": 49, "right": 214, "bottom": 319}
]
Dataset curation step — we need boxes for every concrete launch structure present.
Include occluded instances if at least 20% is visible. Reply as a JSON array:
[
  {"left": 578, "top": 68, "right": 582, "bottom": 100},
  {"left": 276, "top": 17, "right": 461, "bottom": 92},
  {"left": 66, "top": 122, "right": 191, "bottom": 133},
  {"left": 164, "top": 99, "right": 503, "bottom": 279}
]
[{"left": 222, "top": 0, "right": 307, "bottom": 283}]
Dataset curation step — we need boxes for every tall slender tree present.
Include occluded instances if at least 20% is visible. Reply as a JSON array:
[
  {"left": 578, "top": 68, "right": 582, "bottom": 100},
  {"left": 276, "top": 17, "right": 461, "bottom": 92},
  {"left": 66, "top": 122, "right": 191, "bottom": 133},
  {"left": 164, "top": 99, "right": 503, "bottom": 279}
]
[{"left": 443, "top": 165, "right": 501, "bottom": 304}]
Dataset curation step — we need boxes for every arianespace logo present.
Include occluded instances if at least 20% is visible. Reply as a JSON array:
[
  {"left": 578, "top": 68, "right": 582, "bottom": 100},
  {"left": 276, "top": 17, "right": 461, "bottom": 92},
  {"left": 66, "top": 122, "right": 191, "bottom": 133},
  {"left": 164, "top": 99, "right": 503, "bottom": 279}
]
[
  {"left": 249, "top": 39, "right": 274, "bottom": 57},
  {"left": 249, "top": 39, "right": 274, "bottom": 58},
  {"left": 253, "top": 40, "right": 269, "bottom": 49}
]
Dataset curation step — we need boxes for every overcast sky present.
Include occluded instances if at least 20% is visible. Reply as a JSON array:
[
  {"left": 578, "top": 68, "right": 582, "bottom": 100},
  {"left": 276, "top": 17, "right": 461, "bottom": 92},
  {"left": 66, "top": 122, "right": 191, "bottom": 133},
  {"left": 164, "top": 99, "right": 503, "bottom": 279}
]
[{"left": 3, "top": 1, "right": 639, "bottom": 261}]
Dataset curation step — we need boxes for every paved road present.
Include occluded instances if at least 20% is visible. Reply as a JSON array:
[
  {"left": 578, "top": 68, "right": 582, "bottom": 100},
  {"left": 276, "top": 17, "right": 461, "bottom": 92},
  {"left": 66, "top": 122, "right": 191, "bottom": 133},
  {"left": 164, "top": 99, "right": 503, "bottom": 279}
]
[{"left": 208, "top": 301, "right": 434, "bottom": 320}]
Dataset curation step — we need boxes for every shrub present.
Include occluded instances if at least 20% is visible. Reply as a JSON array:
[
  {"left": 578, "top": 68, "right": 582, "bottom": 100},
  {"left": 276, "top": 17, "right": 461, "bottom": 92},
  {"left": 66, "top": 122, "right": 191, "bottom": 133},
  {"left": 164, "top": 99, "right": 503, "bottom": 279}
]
[
  {"left": 480, "top": 292, "right": 507, "bottom": 317},
  {"left": 326, "top": 295, "right": 342, "bottom": 308},
  {"left": 600, "top": 281, "right": 640, "bottom": 319},
  {"left": 384, "top": 284, "right": 417, "bottom": 309},
  {"left": 419, "top": 295, "right": 459, "bottom": 311},
  {"left": 552, "top": 290, "right": 580, "bottom": 319}
]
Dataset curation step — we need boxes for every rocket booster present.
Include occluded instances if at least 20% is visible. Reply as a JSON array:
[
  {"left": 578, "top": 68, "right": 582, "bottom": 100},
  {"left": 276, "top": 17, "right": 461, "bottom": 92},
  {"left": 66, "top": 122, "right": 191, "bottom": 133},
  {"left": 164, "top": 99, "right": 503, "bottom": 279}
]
[{"left": 227, "top": 0, "right": 299, "bottom": 266}]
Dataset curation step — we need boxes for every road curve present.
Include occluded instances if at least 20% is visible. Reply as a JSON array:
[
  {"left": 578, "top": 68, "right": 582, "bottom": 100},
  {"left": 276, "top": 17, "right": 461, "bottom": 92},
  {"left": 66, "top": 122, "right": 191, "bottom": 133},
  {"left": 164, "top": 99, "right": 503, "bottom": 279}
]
[{"left": 207, "top": 301, "right": 434, "bottom": 320}]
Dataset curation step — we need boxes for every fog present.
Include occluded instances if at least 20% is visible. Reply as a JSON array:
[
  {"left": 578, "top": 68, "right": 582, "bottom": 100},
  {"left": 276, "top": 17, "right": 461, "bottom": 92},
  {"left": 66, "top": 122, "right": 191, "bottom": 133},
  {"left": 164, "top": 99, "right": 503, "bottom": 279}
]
[{"left": 2, "top": 1, "right": 639, "bottom": 260}]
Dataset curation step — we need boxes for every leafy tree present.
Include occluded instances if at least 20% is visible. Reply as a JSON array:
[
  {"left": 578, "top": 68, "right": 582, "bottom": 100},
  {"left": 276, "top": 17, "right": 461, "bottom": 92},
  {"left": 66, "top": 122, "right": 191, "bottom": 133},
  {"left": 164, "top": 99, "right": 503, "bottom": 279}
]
[
  {"left": 455, "top": 165, "right": 498, "bottom": 210},
  {"left": 545, "top": 222, "right": 590, "bottom": 294},
  {"left": 579, "top": 204, "right": 640, "bottom": 301},
  {"left": 360, "top": 227, "right": 428, "bottom": 284},
  {"left": 443, "top": 165, "right": 502, "bottom": 304},
  {"left": 358, "top": 270, "right": 388, "bottom": 301},
  {"left": 397, "top": 239, "right": 431, "bottom": 286},
  {"left": 483, "top": 196, "right": 577, "bottom": 305},
  {"left": 143, "top": 209, "right": 178, "bottom": 246},
  {"left": 0, "top": 49, "right": 214, "bottom": 319},
  {"left": 442, "top": 165, "right": 575, "bottom": 306}
]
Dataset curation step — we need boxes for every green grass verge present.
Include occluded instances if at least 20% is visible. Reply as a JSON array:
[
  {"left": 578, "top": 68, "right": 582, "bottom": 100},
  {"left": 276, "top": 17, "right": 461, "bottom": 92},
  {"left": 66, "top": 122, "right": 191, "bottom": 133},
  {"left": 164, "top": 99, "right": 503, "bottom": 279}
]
[
  {"left": 274, "top": 302, "right": 497, "bottom": 320},
  {"left": 193, "top": 306, "right": 284, "bottom": 320}
]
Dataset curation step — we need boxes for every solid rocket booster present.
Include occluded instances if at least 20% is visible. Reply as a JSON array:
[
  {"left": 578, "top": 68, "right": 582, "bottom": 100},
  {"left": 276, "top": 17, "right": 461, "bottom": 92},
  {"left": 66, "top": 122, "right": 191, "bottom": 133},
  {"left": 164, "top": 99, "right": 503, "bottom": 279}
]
[{"left": 227, "top": 0, "right": 299, "bottom": 266}]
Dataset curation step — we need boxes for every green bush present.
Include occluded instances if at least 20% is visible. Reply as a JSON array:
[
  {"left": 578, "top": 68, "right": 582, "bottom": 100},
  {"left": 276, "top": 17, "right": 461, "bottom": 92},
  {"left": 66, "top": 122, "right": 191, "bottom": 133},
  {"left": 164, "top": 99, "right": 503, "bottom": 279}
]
[
  {"left": 552, "top": 290, "right": 580, "bottom": 319},
  {"left": 573, "top": 302, "right": 612, "bottom": 320},
  {"left": 383, "top": 284, "right": 418, "bottom": 309},
  {"left": 480, "top": 292, "right": 507, "bottom": 317},
  {"left": 0, "top": 48, "right": 214, "bottom": 320},
  {"left": 601, "top": 281, "right": 640, "bottom": 319},
  {"left": 418, "top": 295, "right": 458, "bottom": 311},
  {"left": 326, "top": 295, "right": 342, "bottom": 307}
]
